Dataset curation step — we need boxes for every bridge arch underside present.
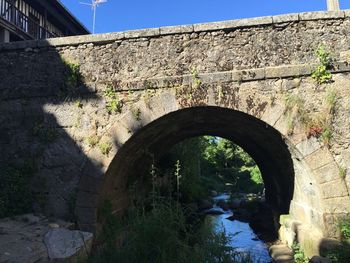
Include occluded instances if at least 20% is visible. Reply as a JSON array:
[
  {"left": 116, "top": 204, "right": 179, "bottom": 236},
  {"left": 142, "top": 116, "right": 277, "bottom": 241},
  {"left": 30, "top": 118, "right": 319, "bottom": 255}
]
[{"left": 102, "top": 106, "right": 295, "bottom": 218}]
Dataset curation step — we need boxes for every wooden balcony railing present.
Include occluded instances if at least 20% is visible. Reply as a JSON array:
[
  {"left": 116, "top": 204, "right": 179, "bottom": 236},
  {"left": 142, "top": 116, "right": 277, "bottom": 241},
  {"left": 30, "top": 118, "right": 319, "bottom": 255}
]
[{"left": 0, "top": 0, "right": 58, "bottom": 40}]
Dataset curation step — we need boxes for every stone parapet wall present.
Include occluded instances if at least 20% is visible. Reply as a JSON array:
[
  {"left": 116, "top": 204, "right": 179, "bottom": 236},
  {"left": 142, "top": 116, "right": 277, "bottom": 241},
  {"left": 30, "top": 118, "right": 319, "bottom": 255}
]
[{"left": 0, "top": 10, "right": 350, "bottom": 50}]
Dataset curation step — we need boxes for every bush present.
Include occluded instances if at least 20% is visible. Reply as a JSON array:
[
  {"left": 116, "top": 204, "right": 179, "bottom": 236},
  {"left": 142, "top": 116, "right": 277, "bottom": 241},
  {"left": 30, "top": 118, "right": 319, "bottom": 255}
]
[{"left": 88, "top": 201, "right": 254, "bottom": 263}]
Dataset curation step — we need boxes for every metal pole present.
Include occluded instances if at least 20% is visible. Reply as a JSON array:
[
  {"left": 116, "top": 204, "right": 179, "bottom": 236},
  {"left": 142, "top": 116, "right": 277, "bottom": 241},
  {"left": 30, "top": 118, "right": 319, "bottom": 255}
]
[
  {"left": 92, "top": 6, "right": 96, "bottom": 34},
  {"left": 327, "top": 0, "right": 340, "bottom": 11}
]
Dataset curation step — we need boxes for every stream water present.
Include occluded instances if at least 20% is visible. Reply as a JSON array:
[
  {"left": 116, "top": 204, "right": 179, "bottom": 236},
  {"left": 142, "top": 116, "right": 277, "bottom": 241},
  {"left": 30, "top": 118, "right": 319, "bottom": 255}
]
[{"left": 205, "top": 193, "right": 272, "bottom": 262}]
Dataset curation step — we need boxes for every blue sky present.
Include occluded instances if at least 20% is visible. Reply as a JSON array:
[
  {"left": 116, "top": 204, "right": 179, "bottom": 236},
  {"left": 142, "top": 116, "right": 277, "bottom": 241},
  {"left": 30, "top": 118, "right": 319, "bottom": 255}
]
[{"left": 60, "top": 0, "right": 350, "bottom": 34}]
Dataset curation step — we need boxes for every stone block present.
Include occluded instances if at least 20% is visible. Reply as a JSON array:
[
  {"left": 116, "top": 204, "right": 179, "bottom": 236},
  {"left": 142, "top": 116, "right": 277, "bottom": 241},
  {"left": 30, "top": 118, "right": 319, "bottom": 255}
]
[
  {"left": 261, "top": 103, "right": 284, "bottom": 127},
  {"left": 299, "top": 11, "right": 345, "bottom": 21},
  {"left": 296, "top": 224, "right": 324, "bottom": 258},
  {"left": 324, "top": 197, "right": 350, "bottom": 214},
  {"left": 160, "top": 90, "right": 179, "bottom": 114},
  {"left": 232, "top": 16, "right": 273, "bottom": 28},
  {"left": 296, "top": 137, "right": 321, "bottom": 157},
  {"left": 266, "top": 65, "right": 303, "bottom": 79},
  {"left": 199, "top": 71, "right": 232, "bottom": 84},
  {"left": 193, "top": 16, "right": 273, "bottom": 32},
  {"left": 135, "top": 101, "right": 156, "bottom": 126},
  {"left": 314, "top": 162, "right": 340, "bottom": 184},
  {"left": 119, "top": 110, "right": 143, "bottom": 134},
  {"left": 300, "top": 63, "right": 317, "bottom": 76},
  {"left": 194, "top": 21, "right": 233, "bottom": 32},
  {"left": 44, "top": 228, "right": 93, "bottom": 262},
  {"left": 272, "top": 13, "right": 299, "bottom": 24},
  {"left": 332, "top": 61, "right": 350, "bottom": 73},
  {"left": 124, "top": 28, "right": 160, "bottom": 39},
  {"left": 110, "top": 121, "right": 133, "bottom": 146},
  {"left": 232, "top": 68, "right": 265, "bottom": 82},
  {"left": 160, "top": 25, "right": 194, "bottom": 35},
  {"left": 45, "top": 32, "right": 125, "bottom": 47},
  {"left": 144, "top": 94, "right": 167, "bottom": 119},
  {"left": 145, "top": 76, "right": 182, "bottom": 89},
  {"left": 321, "top": 180, "right": 349, "bottom": 199},
  {"left": 339, "top": 51, "right": 350, "bottom": 62},
  {"left": 278, "top": 217, "right": 298, "bottom": 247},
  {"left": 305, "top": 148, "right": 334, "bottom": 170}
]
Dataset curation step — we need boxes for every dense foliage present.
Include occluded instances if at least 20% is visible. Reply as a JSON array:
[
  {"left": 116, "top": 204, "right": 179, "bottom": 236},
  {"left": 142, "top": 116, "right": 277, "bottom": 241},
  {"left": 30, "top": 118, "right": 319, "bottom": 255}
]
[
  {"left": 157, "top": 136, "right": 263, "bottom": 201},
  {"left": 89, "top": 200, "right": 254, "bottom": 263}
]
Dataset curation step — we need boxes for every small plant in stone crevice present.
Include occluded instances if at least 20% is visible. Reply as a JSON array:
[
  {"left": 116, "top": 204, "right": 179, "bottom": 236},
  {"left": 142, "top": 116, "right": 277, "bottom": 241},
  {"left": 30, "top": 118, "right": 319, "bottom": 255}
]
[
  {"left": 283, "top": 92, "right": 308, "bottom": 135},
  {"left": 217, "top": 86, "right": 225, "bottom": 103},
  {"left": 325, "top": 87, "right": 337, "bottom": 114},
  {"left": 312, "top": 45, "right": 333, "bottom": 85},
  {"left": 86, "top": 135, "right": 99, "bottom": 147},
  {"left": 339, "top": 166, "right": 347, "bottom": 180},
  {"left": 319, "top": 88, "right": 337, "bottom": 146},
  {"left": 65, "top": 61, "right": 80, "bottom": 88},
  {"left": 104, "top": 85, "right": 123, "bottom": 114},
  {"left": 191, "top": 67, "right": 202, "bottom": 89},
  {"left": 131, "top": 107, "right": 141, "bottom": 121},
  {"left": 283, "top": 88, "right": 337, "bottom": 146},
  {"left": 75, "top": 99, "right": 83, "bottom": 109},
  {"left": 142, "top": 85, "right": 157, "bottom": 108},
  {"left": 59, "top": 59, "right": 81, "bottom": 99},
  {"left": 292, "top": 243, "right": 309, "bottom": 263},
  {"left": 99, "top": 141, "right": 112, "bottom": 156}
]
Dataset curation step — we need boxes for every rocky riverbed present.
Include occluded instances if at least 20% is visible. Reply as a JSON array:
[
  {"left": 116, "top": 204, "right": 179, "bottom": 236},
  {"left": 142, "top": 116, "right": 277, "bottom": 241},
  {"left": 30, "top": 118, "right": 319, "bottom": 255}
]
[{"left": 0, "top": 214, "right": 93, "bottom": 263}]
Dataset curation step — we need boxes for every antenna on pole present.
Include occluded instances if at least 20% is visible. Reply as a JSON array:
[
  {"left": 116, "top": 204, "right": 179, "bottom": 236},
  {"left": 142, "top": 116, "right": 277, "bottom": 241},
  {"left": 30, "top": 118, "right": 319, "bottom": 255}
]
[{"left": 80, "top": 0, "right": 107, "bottom": 34}]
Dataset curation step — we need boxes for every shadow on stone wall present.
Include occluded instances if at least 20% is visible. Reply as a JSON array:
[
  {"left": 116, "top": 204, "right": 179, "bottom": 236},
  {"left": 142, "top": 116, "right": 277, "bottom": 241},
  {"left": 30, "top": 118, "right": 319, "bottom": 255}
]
[{"left": 0, "top": 40, "right": 103, "bottom": 226}]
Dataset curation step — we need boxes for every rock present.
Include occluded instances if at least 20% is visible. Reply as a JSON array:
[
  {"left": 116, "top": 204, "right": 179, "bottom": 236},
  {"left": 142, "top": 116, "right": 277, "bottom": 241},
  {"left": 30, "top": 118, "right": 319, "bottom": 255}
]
[
  {"left": 229, "top": 198, "right": 241, "bottom": 209},
  {"left": 211, "top": 190, "right": 218, "bottom": 197},
  {"left": 20, "top": 214, "right": 41, "bottom": 224},
  {"left": 198, "top": 199, "right": 213, "bottom": 210},
  {"left": 217, "top": 200, "right": 229, "bottom": 211},
  {"left": 204, "top": 207, "right": 225, "bottom": 215},
  {"left": 44, "top": 228, "right": 93, "bottom": 262},
  {"left": 0, "top": 214, "right": 92, "bottom": 263},
  {"left": 269, "top": 244, "right": 294, "bottom": 263},
  {"left": 310, "top": 256, "right": 331, "bottom": 263},
  {"left": 0, "top": 214, "right": 49, "bottom": 263},
  {"left": 226, "top": 209, "right": 251, "bottom": 222}
]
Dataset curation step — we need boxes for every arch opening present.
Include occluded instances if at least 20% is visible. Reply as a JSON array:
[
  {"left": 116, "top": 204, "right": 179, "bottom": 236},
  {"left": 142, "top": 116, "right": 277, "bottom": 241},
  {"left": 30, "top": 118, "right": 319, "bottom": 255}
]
[{"left": 101, "top": 106, "right": 295, "bottom": 221}]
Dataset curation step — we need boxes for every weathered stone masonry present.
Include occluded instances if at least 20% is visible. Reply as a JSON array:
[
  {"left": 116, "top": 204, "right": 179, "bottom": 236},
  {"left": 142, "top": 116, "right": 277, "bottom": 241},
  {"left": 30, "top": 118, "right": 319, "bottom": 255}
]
[{"left": 1, "top": 10, "right": 350, "bottom": 256}]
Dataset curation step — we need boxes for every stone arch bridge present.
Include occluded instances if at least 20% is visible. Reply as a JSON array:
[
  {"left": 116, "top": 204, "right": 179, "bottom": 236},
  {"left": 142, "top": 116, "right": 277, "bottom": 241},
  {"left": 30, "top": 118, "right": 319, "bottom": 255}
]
[{"left": 1, "top": 10, "right": 350, "bottom": 255}]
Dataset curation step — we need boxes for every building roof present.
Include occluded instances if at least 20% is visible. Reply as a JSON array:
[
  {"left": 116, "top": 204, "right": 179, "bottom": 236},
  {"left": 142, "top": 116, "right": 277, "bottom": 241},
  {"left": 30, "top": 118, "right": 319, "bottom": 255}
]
[
  {"left": 32, "top": 0, "right": 90, "bottom": 35},
  {"left": 54, "top": 0, "right": 90, "bottom": 34}
]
